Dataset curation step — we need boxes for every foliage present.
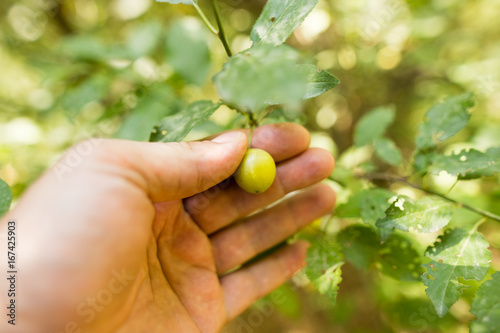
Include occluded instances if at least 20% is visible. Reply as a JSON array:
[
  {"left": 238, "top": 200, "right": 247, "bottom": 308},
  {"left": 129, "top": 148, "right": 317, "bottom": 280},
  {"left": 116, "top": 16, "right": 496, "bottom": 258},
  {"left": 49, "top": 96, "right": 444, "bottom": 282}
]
[{"left": 0, "top": 179, "right": 12, "bottom": 217}]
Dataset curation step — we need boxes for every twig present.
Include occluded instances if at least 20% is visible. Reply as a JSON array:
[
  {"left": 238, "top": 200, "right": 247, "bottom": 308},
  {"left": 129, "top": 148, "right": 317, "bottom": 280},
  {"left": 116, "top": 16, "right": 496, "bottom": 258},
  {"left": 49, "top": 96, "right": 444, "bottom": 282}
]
[
  {"left": 190, "top": 1, "right": 218, "bottom": 35},
  {"left": 211, "top": 0, "right": 233, "bottom": 57},
  {"left": 359, "top": 173, "right": 500, "bottom": 223}
]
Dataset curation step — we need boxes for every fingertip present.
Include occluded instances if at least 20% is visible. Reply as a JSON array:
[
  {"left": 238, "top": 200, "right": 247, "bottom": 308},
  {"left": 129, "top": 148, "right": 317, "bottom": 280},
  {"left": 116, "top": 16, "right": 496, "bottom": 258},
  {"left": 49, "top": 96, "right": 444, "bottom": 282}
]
[
  {"left": 314, "top": 183, "right": 337, "bottom": 212},
  {"left": 287, "top": 241, "right": 311, "bottom": 272},
  {"left": 310, "top": 148, "right": 335, "bottom": 177}
]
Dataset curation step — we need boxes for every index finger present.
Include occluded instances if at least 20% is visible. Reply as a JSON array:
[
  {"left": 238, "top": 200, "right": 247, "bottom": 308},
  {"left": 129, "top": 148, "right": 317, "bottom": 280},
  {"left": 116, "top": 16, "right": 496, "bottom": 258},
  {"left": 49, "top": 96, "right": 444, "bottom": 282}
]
[{"left": 205, "top": 122, "right": 310, "bottom": 162}]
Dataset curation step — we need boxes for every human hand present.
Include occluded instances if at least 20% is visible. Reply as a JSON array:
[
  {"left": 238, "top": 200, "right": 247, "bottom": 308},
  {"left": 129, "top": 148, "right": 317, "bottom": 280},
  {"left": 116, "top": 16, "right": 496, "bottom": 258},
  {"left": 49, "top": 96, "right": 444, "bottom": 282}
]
[{"left": 0, "top": 123, "right": 335, "bottom": 333}]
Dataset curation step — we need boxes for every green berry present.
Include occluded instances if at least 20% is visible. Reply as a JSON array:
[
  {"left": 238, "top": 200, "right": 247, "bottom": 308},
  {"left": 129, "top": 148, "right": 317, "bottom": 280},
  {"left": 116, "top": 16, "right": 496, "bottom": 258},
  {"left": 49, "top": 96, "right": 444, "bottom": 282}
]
[{"left": 234, "top": 148, "right": 276, "bottom": 194}]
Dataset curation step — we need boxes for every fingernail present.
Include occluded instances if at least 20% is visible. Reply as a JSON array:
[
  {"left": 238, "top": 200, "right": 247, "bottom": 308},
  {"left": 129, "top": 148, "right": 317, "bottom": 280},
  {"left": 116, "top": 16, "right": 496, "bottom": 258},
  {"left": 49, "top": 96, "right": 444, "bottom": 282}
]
[{"left": 211, "top": 131, "right": 243, "bottom": 143}]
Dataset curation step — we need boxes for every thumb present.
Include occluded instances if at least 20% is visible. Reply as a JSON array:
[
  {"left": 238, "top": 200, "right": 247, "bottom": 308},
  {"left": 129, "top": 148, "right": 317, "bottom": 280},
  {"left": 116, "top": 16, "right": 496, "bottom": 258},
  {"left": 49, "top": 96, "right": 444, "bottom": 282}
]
[
  {"left": 127, "top": 131, "right": 248, "bottom": 202},
  {"left": 76, "top": 131, "right": 248, "bottom": 202}
]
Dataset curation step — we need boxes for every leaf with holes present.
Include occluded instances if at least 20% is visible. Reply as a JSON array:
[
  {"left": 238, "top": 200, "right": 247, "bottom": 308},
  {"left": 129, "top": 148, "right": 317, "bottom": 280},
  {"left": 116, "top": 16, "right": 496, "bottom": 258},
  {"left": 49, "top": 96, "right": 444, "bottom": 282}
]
[
  {"left": 415, "top": 92, "right": 474, "bottom": 151},
  {"left": 378, "top": 233, "right": 424, "bottom": 281},
  {"left": 251, "top": 0, "right": 319, "bottom": 46},
  {"left": 470, "top": 272, "right": 500, "bottom": 333},
  {"left": 429, "top": 148, "right": 500, "bottom": 180},
  {"left": 305, "top": 238, "right": 344, "bottom": 304},
  {"left": 374, "top": 137, "right": 403, "bottom": 166},
  {"left": 149, "top": 100, "right": 221, "bottom": 142},
  {"left": 338, "top": 225, "right": 380, "bottom": 269},
  {"left": 0, "top": 179, "right": 12, "bottom": 217},
  {"left": 336, "top": 188, "right": 393, "bottom": 225},
  {"left": 354, "top": 106, "right": 395, "bottom": 147},
  {"left": 376, "top": 196, "right": 454, "bottom": 233},
  {"left": 422, "top": 227, "right": 491, "bottom": 317}
]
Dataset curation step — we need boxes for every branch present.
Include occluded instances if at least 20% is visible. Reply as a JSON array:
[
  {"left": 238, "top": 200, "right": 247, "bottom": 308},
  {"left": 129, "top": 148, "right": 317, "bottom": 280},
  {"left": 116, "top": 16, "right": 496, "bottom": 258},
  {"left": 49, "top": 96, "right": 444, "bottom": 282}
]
[
  {"left": 211, "top": 0, "right": 233, "bottom": 57},
  {"left": 359, "top": 173, "right": 500, "bottom": 223}
]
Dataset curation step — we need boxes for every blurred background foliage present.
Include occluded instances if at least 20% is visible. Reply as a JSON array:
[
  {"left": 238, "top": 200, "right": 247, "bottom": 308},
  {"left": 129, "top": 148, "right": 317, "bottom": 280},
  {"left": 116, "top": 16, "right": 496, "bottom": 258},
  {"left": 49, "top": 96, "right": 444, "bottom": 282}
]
[{"left": 1, "top": 0, "right": 500, "bottom": 331}]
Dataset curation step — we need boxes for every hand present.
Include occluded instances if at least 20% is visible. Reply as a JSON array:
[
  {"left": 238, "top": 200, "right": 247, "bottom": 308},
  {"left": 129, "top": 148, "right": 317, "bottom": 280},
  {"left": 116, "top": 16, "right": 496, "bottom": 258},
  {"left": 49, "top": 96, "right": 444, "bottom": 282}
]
[{"left": 1, "top": 123, "right": 335, "bottom": 333}]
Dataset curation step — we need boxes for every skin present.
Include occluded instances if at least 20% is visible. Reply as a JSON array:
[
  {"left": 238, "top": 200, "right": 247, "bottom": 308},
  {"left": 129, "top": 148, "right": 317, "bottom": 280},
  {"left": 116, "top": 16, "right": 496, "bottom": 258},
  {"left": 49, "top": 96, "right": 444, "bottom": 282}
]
[{"left": 0, "top": 123, "right": 335, "bottom": 333}]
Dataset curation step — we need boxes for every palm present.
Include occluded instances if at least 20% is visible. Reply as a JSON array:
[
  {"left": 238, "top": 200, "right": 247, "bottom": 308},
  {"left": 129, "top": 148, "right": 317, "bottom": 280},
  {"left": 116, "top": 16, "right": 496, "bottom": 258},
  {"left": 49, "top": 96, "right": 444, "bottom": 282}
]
[{"left": 117, "top": 200, "right": 226, "bottom": 333}]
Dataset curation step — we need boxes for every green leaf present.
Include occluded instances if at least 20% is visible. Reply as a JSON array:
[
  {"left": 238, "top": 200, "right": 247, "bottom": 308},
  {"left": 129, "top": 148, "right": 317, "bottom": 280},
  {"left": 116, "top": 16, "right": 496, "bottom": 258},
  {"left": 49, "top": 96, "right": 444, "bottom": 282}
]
[
  {"left": 354, "top": 107, "right": 395, "bottom": 147},
  {"left": 251, "top": 0, "right": 319, "bottom": 46},
  {"left": 338, "top": 225, "right": 380, "bottom": 269},
  {"left": 378, "top": 233, "right": 424, "bottom": 281},
  {"left": 156, "top": 0, "right": 196, "bottom": 4},
  {"left": 413, "top": 150, "right": 438, "bottom": 173},
  {"left": 213, "top": 44, "right": 307, "bottom": 111},
  {"left": 374, "top": 137, "right": 403, "bottom": 166},
  {"left": 116, "top": 85, "right": 180, "bottom": 141},
  {"left": 337, "top": 188, "right": 394, "bottom": 225},
  {"left": 0, "top": 179, "right": 12, "bottom": 217},
  {"left": 422, "top": 227, "right": 491, "bottom": 317},
  {"left": 127, "top": 21, "right": 163, "bottom": 58},
  {"left": 416, "top": 92, "right": 474, "bottom": 150},
  {"left": 428, "top": 148, "right": 500, "bottom": 180},
  {"left": 337, "top": 225, "right": 422, "bottom": 280},
  {"left": 302, "top": 64, "right": 340, "bottom": 99},
  {"left": 305, "top": 238, "right": 344, "bottom": 304},
  {"left": 166, "top": 19, "right": 211, "bottom": 86},
  {"left": 470, "top": 272, "right": 500, "bottom": 333},
  {"left": 150, "top": 100, "right": 221, "bottom": 142},
  {"left": 376, "top": 196, "right": 454, "bottom": 233}
]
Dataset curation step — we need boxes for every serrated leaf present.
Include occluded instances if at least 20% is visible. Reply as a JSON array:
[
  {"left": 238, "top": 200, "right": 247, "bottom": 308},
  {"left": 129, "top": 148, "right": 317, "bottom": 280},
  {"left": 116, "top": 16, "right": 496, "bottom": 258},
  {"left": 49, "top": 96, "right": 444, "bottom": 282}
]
[
  {"left": 116, "top": 85, "right": 180, "bottom": 141},
  {"left": 429, "top": 148, "right": 500, "bottom": 180},
  {"left": 379, "top": 233, "right": 424, "bottom": 281},
  {"left": 213, "top": 44, "right": 307, "bottom": 111},
  {"left": 156, "top": 0, "right": 196, "bottom": 4},
  {"left": 0, "top": 179, "right": 12, "bottom": 217},
  {"left": 354, "top": 107, "right": 395, "bottom": 147},
  {"left": 374, "top": 137, "right": 403, "bottom": 166},
  {"left": 305, "top": 238, "right": 343, "bottom": 304},
  {"left": 359, "top": 189, "right": 394, "bottom": 225},
  {"left": 470, "top": 272, "right": 500, "bottom": 333},
  {"left": 416, "top": 93, "right": 474, "bottom": 150},
  {"left": 166, "top": 19, "right": 211, "bottom": 86},
  {"left": 149, "top": 101, "right": 221, "bottom": 142},
  {"left": 337, "top": 188, "right": 393, "bottom": 224},
  {"left": 251, "top": 0, "right": 319, "bottom": 46},
  {"left": 338, "top": 225, "right": 380, "bottom": 269},
  {"left": 302, "top": 64, "right": 340, "bottom": 99},
  {"left": 376, "top": 196, "right": 454, "bottom": 233},
  {"left": 422, "top": 227, "right": 491, "bottom": 317}
]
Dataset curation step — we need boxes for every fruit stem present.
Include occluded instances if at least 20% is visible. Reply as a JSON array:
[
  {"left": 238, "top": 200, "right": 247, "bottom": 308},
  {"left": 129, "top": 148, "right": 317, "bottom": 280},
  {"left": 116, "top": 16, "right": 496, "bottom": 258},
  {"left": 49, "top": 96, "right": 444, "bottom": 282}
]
[{"left": 248, "top": 126, "right": 254, "bottom": 149}]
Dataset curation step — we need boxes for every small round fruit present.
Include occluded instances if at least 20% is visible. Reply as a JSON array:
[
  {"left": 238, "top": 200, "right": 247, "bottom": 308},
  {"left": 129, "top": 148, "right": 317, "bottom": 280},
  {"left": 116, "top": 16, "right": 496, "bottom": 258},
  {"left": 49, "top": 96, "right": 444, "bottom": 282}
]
[{"left": 234, "top": 148, "right": 276, "bottom": 194}]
